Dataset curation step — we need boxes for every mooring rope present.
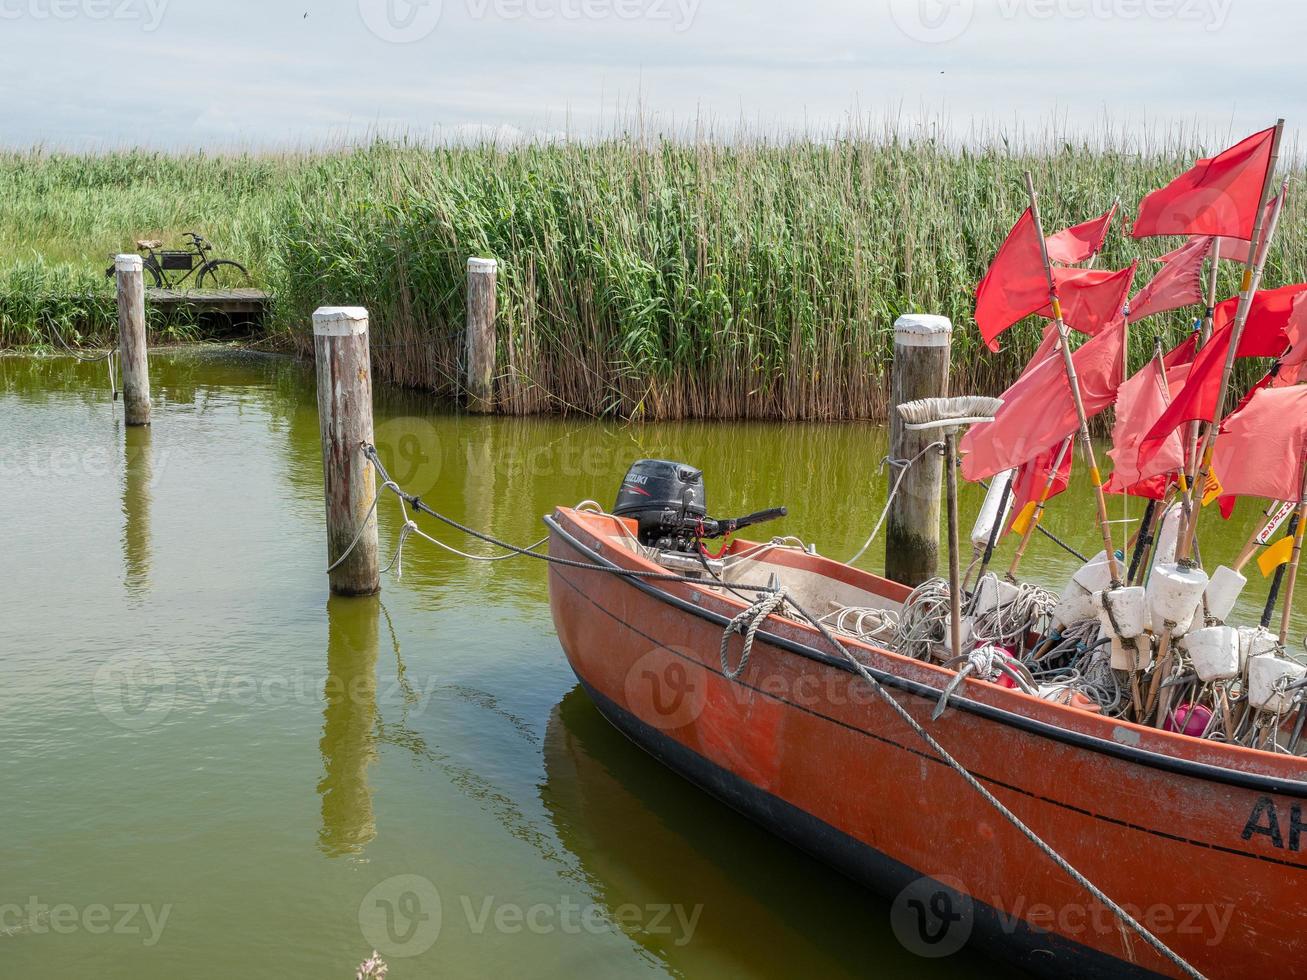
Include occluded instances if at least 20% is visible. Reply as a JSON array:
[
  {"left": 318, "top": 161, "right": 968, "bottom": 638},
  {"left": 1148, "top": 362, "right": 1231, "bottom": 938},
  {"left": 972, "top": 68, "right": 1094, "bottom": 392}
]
[
  {"left": 847, "top": 441, "right": 945, "bottom": 565},
  {"left": 351, "top": 441, "right": 1203, "bottom": 980},
  {"left": 720, "top": 589, "right": 790, "bottom": 679}
]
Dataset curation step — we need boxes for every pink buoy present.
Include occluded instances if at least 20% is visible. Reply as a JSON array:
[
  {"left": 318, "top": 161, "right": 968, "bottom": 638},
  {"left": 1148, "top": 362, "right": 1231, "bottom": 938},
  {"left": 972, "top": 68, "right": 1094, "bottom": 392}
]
[{"left": 1164, "top": 703, "right": 1212, "bottom": 737}]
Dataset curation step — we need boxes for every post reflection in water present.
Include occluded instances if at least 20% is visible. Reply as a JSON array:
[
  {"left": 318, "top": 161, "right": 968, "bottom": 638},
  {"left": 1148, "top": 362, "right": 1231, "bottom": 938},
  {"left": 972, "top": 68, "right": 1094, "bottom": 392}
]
[
  {"left": 318, "top": 594, "right": 381, "bottom": 858},
  {"left": 121, "top": 423, "right": 152, "bottom": 596}
]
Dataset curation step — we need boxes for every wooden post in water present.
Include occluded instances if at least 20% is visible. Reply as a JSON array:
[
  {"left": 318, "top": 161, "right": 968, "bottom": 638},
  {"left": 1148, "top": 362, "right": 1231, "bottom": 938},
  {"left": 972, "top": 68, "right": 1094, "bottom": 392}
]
[
  {"left": 465, "top": 257, "right": 497, "bottom": 414},
  {"left": 114, "top": 254, "right": 151, "bottom": 426},
  {"left": 314, "top": 306, "right": 380, "bottom": 597},
  {"left": 886, "top": 314, "right": 952, "bottom": 587}
]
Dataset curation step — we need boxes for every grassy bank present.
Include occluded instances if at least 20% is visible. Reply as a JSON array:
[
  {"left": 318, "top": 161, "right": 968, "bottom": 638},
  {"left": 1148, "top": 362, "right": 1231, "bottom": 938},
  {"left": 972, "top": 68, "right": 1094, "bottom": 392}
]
[{"left": 2, "top": 135, "right": 1300, "bottom": 417}]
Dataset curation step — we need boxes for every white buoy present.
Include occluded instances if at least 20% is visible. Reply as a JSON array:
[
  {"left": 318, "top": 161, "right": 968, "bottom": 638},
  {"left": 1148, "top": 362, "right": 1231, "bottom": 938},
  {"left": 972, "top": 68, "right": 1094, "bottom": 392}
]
[
  {"left": 1204, "top": 566, "right": 1248, "bottom": 624},
  {"left": 1072, "top": 551, "right": 1115, "bottom": 596},
  {"left": 1239, "top": 626, "right": 1280, "bottom": 674},
  {"left": 1184, "top": 626, "right": 1241, "bottom": 682},
  {"left": 1052, "top": 581, "right": 1096, "bottom": 629},
  {"left": 974, "top": 575, "right": 1020, "bottom": 616},
  {"left": 1248, "top": 655, "right": 1307, "bottom": 713},
  {"left": 1152, "top": 505, "right": 1184, "bottom": 567},
  {"left": 1095, "top": 587, "right": 1148, "bottom": 640},
  {"left": 1110, "top": 633, "right": 1153, "bottom": 671},
  {"left": 1147, "top": 563, "right": 1209, "bottom": 630},
  {"left": 971, "top": 470, "right": 1017, "bottom": 548}
]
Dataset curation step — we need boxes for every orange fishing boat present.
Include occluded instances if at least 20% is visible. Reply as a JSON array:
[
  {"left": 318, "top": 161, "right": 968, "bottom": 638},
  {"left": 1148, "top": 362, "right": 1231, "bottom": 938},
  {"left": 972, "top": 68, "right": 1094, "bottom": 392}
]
[{"left": 545, "top": 502, "right": 1307, "bottom": 979}]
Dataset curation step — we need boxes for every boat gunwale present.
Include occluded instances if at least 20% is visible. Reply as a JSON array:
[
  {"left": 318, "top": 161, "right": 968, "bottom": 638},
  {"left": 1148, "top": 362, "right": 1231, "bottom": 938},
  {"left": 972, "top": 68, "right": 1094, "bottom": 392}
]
[{"left": 545, "top": 507, "right": 1307, "bottom": 799}]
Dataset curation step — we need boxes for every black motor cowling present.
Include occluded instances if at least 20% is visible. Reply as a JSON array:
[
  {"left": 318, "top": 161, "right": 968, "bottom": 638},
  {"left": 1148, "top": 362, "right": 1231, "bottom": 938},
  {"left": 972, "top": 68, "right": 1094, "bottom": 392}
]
[
  {"left": 614, "top": 459, "right": 707, "bottom": 547},
  {"left": 613, "top": 459, "right": 789, "bottom": 552}
]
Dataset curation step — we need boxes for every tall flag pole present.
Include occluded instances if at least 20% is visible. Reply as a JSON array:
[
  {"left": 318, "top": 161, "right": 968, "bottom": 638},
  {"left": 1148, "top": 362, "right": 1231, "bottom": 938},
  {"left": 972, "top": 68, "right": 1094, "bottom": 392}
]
[
  {"left": 1278, "top": 451, "right": 1307, "bottom": 646},
  {"left": 1177, "top": 119, "right": 1286, "bottom": 561},
  {"left": 1183, "top": 179, "right": 1290, "bottom": 510},
  {"left": 1024, "top": 170, "right": 1124, "bottom": 587},
  {"left": 1005, "top": 436, "right": 1074, "bottom": 582},
  {"left": 1183, "top": 238, "right": 1222, "bottom": 493}
]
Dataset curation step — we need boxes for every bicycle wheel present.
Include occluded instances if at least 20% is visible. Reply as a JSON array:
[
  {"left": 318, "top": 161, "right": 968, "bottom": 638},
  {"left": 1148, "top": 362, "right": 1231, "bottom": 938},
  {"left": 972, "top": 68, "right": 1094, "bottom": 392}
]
[
  {"left": 197, "top": 259, "right": 251, "bottom": 289},
  {"left": 105, "top": 260, "right": 165, "bottom": 287}
]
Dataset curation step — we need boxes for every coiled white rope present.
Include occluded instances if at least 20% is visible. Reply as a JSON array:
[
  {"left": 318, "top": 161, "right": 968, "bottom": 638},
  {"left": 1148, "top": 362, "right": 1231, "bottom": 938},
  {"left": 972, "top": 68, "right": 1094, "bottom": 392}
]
[
  {"left": 970, "top": 574, "right": 1059, "bottom": 649},
  {"left": 895, "top": 578, "right": 955, "bottom": 661}
]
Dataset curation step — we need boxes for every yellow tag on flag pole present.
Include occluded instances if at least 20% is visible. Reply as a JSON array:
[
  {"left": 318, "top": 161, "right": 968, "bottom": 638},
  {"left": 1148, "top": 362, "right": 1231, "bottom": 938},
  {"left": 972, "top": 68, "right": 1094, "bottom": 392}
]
[
  {"left": 1202, "top": 472, "right": 1224, "bottom": 507},
  {"left": 1011, "top": 501, "right": 1039, "bottom": 537},
  {"left": 1258, "top": 536, "right": 1296, "bottom": 577}
]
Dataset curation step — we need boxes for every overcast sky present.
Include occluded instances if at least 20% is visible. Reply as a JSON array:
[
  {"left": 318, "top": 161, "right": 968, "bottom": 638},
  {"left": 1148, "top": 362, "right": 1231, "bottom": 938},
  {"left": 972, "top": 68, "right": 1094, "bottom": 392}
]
[{"left": 2, "top": 0, "right": 1303, "bottom": 149}]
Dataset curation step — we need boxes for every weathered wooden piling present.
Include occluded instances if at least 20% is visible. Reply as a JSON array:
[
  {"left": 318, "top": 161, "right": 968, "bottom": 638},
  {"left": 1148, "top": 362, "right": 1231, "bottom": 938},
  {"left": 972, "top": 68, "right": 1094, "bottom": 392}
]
[
  {"left": 114, "top": 254, "right": 151, "bottom": 426},
  {"left": 886, "top": 314, "right": 952, "bottom": 587},
  {"left": 465, "top": 257, "right": 497, "bottom": 414},
  {"left": 313, "top": 306, "right": 380, "bottom": 596}
]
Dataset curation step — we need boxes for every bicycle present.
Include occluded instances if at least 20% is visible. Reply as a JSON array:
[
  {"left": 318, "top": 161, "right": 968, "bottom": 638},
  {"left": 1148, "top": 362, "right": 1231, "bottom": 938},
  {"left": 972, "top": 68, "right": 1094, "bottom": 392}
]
[{"left": 104, "top": 232, "right": 252, "bottom": 289}]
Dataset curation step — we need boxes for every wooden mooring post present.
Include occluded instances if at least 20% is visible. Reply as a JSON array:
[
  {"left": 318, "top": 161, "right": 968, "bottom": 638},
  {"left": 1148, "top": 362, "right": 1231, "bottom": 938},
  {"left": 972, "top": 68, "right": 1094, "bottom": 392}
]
[
  {"left": 115, "top": 254, "right": 151, "bottom": 426},
  {"left": 885, "top": 314, "right": 952, "bottom": 587},
  {"left": 465, "top": 257, "right": 497, "bottom": 414},
  {"left": 313, "top": 306, "right": 380, "bottom": 597}
]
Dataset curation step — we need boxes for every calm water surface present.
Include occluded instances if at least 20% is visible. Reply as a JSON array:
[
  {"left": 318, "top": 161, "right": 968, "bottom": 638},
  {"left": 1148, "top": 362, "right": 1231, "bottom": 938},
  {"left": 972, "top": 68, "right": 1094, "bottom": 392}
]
[{"left": 2, "top": 349, "right": 1302, "bottom": 978}]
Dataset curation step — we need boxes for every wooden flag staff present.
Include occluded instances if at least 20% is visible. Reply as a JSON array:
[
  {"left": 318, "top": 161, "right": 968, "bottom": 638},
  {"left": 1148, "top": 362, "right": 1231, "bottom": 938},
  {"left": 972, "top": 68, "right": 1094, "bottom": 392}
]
[
  {"left": 1177, "top": 119, "right": 1286, "bottom": 562},
  {"left": 1278, "top": 452, "right": 1307, "bottom": 646},
  {"left": 1005, "top": 436, "right": 1073, "bottom": 583},
  {"left": 1024, "top": 171, "right": 1124, "bottom": 587},
  {"left": 1182, "top": 238, "right": 1223, "bottom": 494}
]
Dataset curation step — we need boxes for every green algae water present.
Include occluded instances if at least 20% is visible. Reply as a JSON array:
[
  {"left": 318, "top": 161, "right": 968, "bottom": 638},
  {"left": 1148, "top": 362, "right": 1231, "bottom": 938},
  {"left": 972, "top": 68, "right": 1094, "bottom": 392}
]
[{"left": 2, "top": 348, "right": 1302, "bottom": 979}]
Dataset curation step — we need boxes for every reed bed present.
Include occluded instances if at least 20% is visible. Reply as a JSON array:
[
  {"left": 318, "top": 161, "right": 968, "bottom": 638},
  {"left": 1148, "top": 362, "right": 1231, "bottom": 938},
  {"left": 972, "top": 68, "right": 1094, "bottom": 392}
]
[{"left": 2, "top": 130, "right": 1301, "bottom": 416}]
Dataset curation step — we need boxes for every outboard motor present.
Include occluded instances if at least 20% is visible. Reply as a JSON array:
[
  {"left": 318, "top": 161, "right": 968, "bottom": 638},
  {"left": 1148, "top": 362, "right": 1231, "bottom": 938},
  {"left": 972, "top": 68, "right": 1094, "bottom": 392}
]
[{"left": 614, "top": 459, "right": 787, "bottom": 553}]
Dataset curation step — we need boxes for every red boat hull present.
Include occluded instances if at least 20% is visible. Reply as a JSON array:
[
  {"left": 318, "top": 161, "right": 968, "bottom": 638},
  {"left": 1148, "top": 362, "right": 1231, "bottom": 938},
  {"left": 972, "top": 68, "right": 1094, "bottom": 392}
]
[{"left": 546, "top": 508, "right": 1307, "bottom": 979}]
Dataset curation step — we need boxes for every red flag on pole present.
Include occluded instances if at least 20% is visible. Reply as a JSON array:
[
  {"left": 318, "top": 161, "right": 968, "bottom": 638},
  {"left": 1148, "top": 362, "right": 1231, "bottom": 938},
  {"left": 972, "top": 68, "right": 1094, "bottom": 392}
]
[
  {"left": 1212, "top": 385, "right": 1307, "bottom": 501},
  {"left": 975, "top": 208, "right": 1048, "bottom": 351},
  {"left": 961, "top": 318, "right": 1127, "bottom": 480},
  {"left": 1038, "top": 263, "right": 1138, "bottom": 336},
  {"left": 1130, "top": 237, "right": 1209, "bottom": 321},
  {"left": 1162, "top": 333, "right": 1200, "bottom": 370},
  {"left": 1046, "top": 204, "right": 1117, "bottom": 265},
  {"left": 1211, "top": 195, "right": 1282, "bottom": 264},
  {"left": 1007, "top": 444, "right": 1073, "bottom": 533},
  {"left": 1274, "top": 334, "right": 1307, "bottom": 388},
  {"left": 1132, "top": 127, "right": 1277, "bottom": 240},
  {"left": 1106, "top": 356, "right": 1188, "bottom": 495},
  {"left": 975, "top": 208, "right": 1127, "bottom": 350},
  {"left": 1155, "top": 197, "right": 1281, "bottom": 266},
  {"left": 1139, "top": 284, "right": 1307, "bottom": 460}
]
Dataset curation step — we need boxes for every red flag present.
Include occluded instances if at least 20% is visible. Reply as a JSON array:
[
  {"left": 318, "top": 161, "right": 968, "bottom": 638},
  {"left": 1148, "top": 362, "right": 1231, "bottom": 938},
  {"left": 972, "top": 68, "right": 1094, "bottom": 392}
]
[
  {"left": 1274, "top": 337, "right": 1307, "bottom": 388},
  {"left": 961, "top": 318, "right": 1126, "bottom": 481},
  {"left": 1139, "top": 284, "right": 1307, "bottom": 460},
  {"left": 1106, "top": 356, "right": 1188, "bottom": 494},
  {"left": 1212, "top": 195, "right": 1282, "bottom": 264},
  {"left": 1210, "top": 282, "right": 1307, "bottom": 351},
  {"left": 1155, "top": 197, "right": 1280, "bottom": 266},
  {"left": 975, "top": 209, "right": 1049, "bottom": 351},
  {"left": 1132, "top": 127, "right": 1276, "bottom": 240},
  {"left": 1046, "top": 205, "right": 1117, "bottom": 265},
  {"left": 1130, "top": 237, "right": 1209, "bottom": 320},
  {"left": 1162, "top": 333, "right": 1200, "bottom": 370},
  {"left": 1212, "top": 386, "right": 1307, "bottom": 501},
  {"left": 1007, "top": 443, "right": 1073, "bottom": 533},
  {"left": 1038, "top": 263, "right": 1137, "bottom": 336}
]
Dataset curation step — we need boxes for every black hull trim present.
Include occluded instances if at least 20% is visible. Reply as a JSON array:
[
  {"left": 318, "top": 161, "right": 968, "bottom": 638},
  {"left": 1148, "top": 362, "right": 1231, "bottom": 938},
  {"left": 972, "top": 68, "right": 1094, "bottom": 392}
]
[{"left": 575, "top": 677, "right": 1165, "bottom": 980}]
